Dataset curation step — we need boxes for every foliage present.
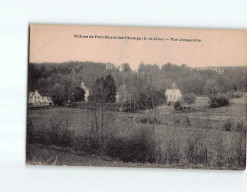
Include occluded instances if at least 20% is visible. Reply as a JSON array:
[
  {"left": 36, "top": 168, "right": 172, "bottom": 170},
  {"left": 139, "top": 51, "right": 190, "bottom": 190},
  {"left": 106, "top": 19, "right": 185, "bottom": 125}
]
[
  {"left": 209, "top": 93, "right": 230, "bottom": 108},
  {"left": 226, "top": 90, "right": 243, "bottom": 98},
  {"left": 106, "top": 127, "right": 157, "bottom": 163},
  {"left": 27, "top": 106, "right": 247, "bottom": 169},
  {"left": 236, "top": 121, "right": 245, "bottom": 132},
  {"left": 94, "top": 77, "right": 105, "bottom": 102},
  {"left": 52, "top": 84, "right": 66, "bottom": 106},
  {"left": 174, "top": 100, "right": 182, "bottom": 111},
  {"left": 222, "top": 120, "right": 246, "bottom": 132},
  {"left": 91, "top": 75, "right": 117, "bottom": 103},
  {"left": 167, "top": 101, "right": 173, "bottom": 106},
  {"left": 183, "top": 93, "right": 196, "bottom": 105},
  {"left": 185, "top": 138, "right": 208, "bottom": 165},
  {"left": 139, "top": 114, "right": 160, "bottom": 124},
  {"left": 222, "top": 120, "right": 233, "bottom": 131},
  {"left": 29, "top": 62, "right": 247, "bottom": 106},
  {"left": 27, "top": 118, "right": 157, "bottom": 164},
  {"left": 203, "top": 80, "right": 220, "bottom": 96},
  {"left": 132, "top": 89, "right": 167, "bottom": 111},
  {"left": 103, "top": 75, "right": 116, "bottom": 103},
  {"left": 73, "top": 87, "right": 85, "bottom": 102},
  {"left": 120, "top": 63, "right": 132, "bottom": 72}
]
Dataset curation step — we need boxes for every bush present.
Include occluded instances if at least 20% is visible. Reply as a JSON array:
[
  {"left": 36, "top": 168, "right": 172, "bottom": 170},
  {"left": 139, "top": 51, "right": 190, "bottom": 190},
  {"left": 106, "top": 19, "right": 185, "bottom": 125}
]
[
  {"left": 222, "top": 120, "right": 246, "bottom": 132},
  {"left": 131, "top": 89, "right": 167, "bottom": 112},
  {"left": 227, "top": 135, "right": 246, "bottom": 168},
  {"left": 173, "top": 117, "right": 180, "bottom": 125},
  {"left": 139, "top": 115, "right": 160, "bottom": 124},
  {"left": 57, "top": 129, "right": 74, "bottom": 148},
  {"left": 28, "top": 118, "right": 159, "bottom": 164},
  {"left": 185, "top": 138, "right": 208, "bottom": 165},
  {"left": 209, "top": 93, "right": 230, "bottom": 108},
  {"left": 185, "top": 117, "right": 191, "bottom": 127},
  {"left": 227, "top": 90, "right": 243, "bottom": 98},
  {"left": 167, "top": 101, "right": 173, "bottom": 106},
  {"left": 236, "top": 121, "right": 245, "bottom": 132},
  {"left": 233, "top": 92, "right": 243, "bottom": 98},
  {"left": 174, "top": 100, "right": 182, "bottom": 111},
  {"left": 222, "top": 120, "right": 233, "bottom": 131},
  {"left": 106, "top": 127, "right": 157, "bottom": 163},
  {"left": 183, "top": 93, "right": 196, "bottom": 105},
  {"left": 165, "top": 139, "right": 180, "bottom": 164},
  {"left": 52, "top": 83, "right": 66, "bottom": 106}
]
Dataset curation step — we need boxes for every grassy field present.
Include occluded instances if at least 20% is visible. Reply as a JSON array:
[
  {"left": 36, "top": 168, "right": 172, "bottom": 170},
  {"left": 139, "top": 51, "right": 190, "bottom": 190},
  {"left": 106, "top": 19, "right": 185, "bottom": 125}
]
[{"left": 26, "top": 95, "right": 246, "bottom": 170}]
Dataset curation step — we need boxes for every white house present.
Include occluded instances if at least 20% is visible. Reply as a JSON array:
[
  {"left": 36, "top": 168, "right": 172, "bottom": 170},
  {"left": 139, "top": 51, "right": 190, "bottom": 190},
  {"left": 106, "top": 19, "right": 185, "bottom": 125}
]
[
  {"left": 165, "top": 84, "right": 182, "bottom": 103},
  {"left": 42, "top": 96, "right": 54, "bottom": 106},
  {"left": 28, "top": 90, "right": 53, "bottom": 106},
  {"left": 80, "top": 81, "right": 89, "bottom": 102}
]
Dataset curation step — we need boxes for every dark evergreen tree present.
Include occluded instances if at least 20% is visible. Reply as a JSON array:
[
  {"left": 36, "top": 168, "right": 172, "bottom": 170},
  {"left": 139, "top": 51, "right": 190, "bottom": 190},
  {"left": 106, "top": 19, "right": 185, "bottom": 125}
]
[
  {"left": 104, "top": 75, "right": 116, "bottom": 103},
  {"left": 74, "top": 87, "right": 85, "bottom": 102},
  {"left": 95, "top": 77, "right": 105, "bottom": 103}
]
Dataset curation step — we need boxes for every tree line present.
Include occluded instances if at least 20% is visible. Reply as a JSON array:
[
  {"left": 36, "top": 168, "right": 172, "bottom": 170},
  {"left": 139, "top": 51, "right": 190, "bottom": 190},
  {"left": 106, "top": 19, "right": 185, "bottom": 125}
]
[{"left": 28, "top": 61, "right": 247, "bottom": 109}]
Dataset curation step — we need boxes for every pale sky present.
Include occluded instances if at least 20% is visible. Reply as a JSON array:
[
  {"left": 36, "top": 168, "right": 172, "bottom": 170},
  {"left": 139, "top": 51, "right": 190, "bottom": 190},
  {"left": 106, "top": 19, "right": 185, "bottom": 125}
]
[{"left": 29, "top": 24, "right": 247, "bottom": 70}]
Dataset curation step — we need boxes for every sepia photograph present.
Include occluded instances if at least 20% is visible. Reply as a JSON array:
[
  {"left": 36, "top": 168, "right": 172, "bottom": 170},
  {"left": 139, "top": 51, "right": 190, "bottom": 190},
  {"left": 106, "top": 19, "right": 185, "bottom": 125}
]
[{"left": 26, "top": 24, "right": 247, "bottom": 170}]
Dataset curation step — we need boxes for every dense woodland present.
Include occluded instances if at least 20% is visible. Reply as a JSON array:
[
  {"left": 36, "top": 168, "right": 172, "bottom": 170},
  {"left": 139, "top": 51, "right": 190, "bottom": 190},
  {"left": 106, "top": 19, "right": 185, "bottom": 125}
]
[{"left": 28, "top": 61, "right": 247, "bottom": 109}]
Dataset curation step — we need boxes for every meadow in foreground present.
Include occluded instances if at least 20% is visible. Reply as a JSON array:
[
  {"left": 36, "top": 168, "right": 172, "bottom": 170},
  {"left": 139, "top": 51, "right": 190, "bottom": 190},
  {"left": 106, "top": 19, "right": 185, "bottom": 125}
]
[{"left": 27, "top": 95, "right": 246, "bottom": 170}]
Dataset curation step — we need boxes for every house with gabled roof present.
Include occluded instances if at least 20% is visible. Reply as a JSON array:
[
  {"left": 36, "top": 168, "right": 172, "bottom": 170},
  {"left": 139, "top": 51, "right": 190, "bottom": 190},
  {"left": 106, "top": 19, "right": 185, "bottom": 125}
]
[
  {"left": 28, "top": 90, "right": 53, "bottom": 106},
  {"left": 165, "top": 83, "right": 182, "bottom": 103}
]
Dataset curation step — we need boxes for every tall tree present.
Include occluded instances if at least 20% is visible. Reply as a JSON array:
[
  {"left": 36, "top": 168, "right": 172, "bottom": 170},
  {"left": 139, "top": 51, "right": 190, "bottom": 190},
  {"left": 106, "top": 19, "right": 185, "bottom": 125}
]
[
  {"left": 73, "top": 87, "right": 85, "bottom": 102},
  {"left": 52, "top": 83, "right": 66, "bottom": 106},
  {"left": 104, "top": 75, "right": 116, "bottom": 103},
  {"left": 95, "top": 77, "right": 105, "bottom": 103},
  {"left": 121, "top": 63, "right": 132, "bottom": 72}
]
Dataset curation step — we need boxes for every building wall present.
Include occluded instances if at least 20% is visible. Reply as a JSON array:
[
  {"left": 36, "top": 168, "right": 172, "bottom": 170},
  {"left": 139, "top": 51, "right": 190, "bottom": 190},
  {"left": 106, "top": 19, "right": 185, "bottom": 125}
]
[{"left": 165, "top": 90, "right": 182, "bottom": 103}]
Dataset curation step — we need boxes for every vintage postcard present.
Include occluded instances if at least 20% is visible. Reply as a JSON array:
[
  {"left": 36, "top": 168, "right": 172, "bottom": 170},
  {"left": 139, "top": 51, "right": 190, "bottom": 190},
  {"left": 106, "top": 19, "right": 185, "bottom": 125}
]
[{"left": 27, "top": 24, "right": 247, "bottom": 170}]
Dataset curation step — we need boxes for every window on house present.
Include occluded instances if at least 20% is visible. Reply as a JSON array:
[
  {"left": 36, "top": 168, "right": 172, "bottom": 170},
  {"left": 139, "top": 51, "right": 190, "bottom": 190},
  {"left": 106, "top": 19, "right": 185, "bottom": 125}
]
[{"left": 174, "top": 95, "right": 175, "bottom": 99}]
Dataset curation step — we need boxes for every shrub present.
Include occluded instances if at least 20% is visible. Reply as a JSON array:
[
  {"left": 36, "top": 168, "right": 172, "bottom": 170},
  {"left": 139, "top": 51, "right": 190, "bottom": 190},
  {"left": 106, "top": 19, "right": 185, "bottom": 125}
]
[
  {"left": 209, "top": 93, "right": 230, "bottom": 108},
  {"left": 52, "top": 83, "right": 66, "bottom": 106},
  {"left": 167, "top": 101, "right": 173, "bottom": 106},
  {"left": 73, "top": 134, "right": 100, "bottom": 154},
  {"left": 233, "top": 92, "right": 243, "bottom": 98},
  {"left": 139, "top": 115, "right": 160, "bottom": 124},
  {"left": 185, "top": 117, "right": 191, "bottom": 127},
  {"left": 28, "top": 117, "right": 159, "bottom": 164},
  {"left": 222, "top": 120, "right": 233, "bottom": 131},
  {"left": 184, "top": 138, "right": 208, "bottom": 165},
  {"left": 173, "top": 117, "right": 180, "bottom": 125},
  {"left": 57, "top": 129, "right": 74, "bottom": 148},
  {"left": 227, "top": 135, "right": 246, "bottom": 168},
  {"left": 106, "top": 127, "right": 157, "bottom": 163},
  {"left": 174, "top": 100, "right": 182, "bottom": 111},
  {"left": 227, "top": 90, "right": 243, "bottom": 98},
  {"left": 236, "top": 121, "right": 245, "bottom": 132},
  {"left": 165, "top": 139, "right": 181, "bottom": 164},
  {"left": 183, "top": 93, "right": 196, "bottom": 105}
]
